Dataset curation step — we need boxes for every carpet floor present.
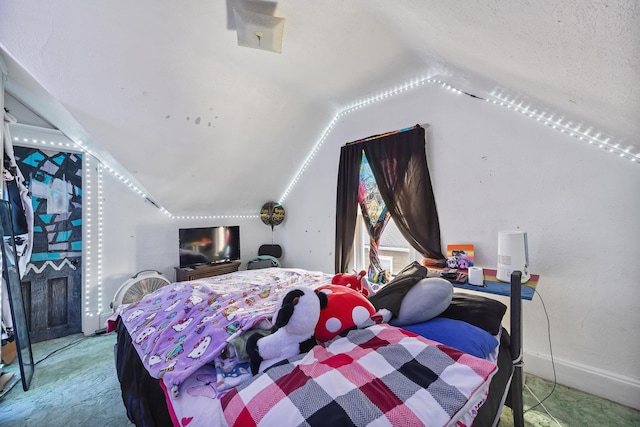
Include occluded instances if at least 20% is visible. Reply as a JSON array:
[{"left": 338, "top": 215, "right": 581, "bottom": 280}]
[
  {"left": 0, "top": 333, "right": 638, "bottom": 426},
  {"left": 0, "top": 333, "right": 130, "bottom": 426}
]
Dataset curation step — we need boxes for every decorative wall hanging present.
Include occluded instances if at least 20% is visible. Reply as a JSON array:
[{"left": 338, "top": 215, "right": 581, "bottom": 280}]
[{"left": 260, "top": 201, "right": 285, "bottom": 231}]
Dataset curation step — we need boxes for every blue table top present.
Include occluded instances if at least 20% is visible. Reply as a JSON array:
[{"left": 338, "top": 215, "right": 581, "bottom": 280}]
[{"left": 453, "top": 280, "right": 535, "bottom": 300}]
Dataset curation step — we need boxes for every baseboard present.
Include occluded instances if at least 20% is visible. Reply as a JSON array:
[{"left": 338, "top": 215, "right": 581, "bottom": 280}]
[
  {"left": 98, "top": 311, "right": 113, "bottom": 329},
  {"left": 524, "top": 350, "right": 640, "bottom": 410}
]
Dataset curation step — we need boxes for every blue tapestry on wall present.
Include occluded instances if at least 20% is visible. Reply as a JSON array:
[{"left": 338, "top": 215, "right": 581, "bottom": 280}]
[{"left": 13, "top": 147, "right": 83, "bottom": 262}]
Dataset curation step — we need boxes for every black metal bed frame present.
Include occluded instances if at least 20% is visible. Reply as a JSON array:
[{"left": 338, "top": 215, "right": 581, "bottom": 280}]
[{"left": 509, "top": 270, "right": 525, "bottom": 427}]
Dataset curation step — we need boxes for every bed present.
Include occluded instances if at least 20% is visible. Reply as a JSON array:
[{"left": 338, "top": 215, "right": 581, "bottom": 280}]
[{"left": 110, "top": 266, "right": 524, "bottom": 427}]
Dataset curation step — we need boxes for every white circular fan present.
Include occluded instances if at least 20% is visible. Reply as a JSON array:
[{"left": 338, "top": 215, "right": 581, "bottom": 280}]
[{"left": 110, "top": 270, "right": 171, "bottom": 312}]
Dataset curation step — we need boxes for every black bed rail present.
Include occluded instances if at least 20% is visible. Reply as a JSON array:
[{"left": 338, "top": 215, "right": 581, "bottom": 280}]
[{"left": 510, "top": 270, "right": 524, "bottom": 427}]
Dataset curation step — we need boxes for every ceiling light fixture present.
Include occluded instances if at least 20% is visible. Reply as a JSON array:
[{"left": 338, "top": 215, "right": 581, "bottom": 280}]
[{"left": 233, "top": 7, "right": 285, "bottom": 53}]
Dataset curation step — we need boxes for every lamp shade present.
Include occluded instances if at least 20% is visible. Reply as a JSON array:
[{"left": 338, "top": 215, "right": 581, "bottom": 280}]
[{"left": 496, "top": 231, "right": 530, "bottom": 283}]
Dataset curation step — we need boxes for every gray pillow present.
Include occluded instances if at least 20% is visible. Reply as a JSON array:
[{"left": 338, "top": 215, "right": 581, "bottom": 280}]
[{"left": 389, "top": 278, "right": 453, "bottom": 326}]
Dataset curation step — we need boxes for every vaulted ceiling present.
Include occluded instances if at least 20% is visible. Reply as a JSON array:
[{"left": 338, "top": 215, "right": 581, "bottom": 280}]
[{"left": 1, "top": 1, "right": 638, "bottom": 216}]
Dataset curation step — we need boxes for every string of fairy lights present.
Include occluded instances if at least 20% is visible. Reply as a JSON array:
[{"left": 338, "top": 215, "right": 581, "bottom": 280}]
[
  {"left": 172, "top": 214, "right": 259, "bottom": 220},
  {"left": 11, "top": 76, "right": 638, "bottom": 319},
  {"left": 96, "top": 164, "right": 104, "bottom": 316},
  {"left": 10, "top": 135, "right": 114, "bottom": 318},
  {"left": 83, "top": 152, "right": 93, "bottom": 317},
  {"left": 279, "top": 77, "right": 638, "bottom": 204}
]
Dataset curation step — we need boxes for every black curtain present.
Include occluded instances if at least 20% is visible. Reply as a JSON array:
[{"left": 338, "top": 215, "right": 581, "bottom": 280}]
[
  {"left": 364, "top": 126, "right": 444, "bottom": 260},
  {"left": 335, "top": 126, "right": 444, "bottom": 274},
  {"left": 335, "top": 143, "right": 363, "bottom": 273}
]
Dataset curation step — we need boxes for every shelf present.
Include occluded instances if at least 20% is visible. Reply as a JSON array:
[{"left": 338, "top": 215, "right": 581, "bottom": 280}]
[{"left": 175, "top": 261, "right": 241, "bottom": 282}]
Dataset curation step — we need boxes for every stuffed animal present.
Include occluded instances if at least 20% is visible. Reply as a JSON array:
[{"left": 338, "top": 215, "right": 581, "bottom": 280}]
[
  {"left": 246, "top": 287, "right": 327, "bottom": 375},
  {"left": 314, "top": 284, "right": 377, "bottom": 342},
  {"left": 331, "top": 270, "right": 374, "bottom": 296},
  {"left": 456, "top": 257, "right": 470, "bottom": 269},
  {"left": 446, "top": 256, "right": 459, "bottom": 268}
]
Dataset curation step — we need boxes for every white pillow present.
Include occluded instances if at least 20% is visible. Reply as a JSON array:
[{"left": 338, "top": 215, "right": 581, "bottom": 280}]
[{"left": 389, "top": 278, "right": 453, "bottom": 326}]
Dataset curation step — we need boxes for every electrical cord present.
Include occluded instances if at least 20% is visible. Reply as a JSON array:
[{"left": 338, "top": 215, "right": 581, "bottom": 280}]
[
  {"left": 523, "top": 287, "right": 557, "bottom": 415},
  {"left": 33, "top": 336, "right": 89, "bottom": 365},
  {"left": 0, "top": 333, "right": 101, "bottom": 399},
  {"left": 462, "top": 91, "right": 485, "bottom": 100},
  {"left": 524, "top": 382, "right": 563, "bottom": 427}
]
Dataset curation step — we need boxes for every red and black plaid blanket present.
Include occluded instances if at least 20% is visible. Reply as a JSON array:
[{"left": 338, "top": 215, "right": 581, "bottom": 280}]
[{"left": 221, "top": 324, "right": 497, "bottom": 427}]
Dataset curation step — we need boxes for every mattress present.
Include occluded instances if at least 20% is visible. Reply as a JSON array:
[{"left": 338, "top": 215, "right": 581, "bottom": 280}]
[
  {"left": 115, "top": 320, "right": 512, "bottom": 427},
  {"left": 112, "top": 267, "right": 515, "bottom": 426}
]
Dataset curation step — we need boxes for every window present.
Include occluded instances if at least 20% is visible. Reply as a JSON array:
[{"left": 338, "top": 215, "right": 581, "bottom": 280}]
[
  {"left": 335, "top": 126, "right": 443, "bottom": 276},
  {"left": 352, "top": 210, "right": 419, "bottom": 278}
]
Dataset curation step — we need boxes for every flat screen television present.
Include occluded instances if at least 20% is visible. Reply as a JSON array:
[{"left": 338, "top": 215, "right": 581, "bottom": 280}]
[{"left": 178, "top": 225, "right": 240, "bottom": 268}]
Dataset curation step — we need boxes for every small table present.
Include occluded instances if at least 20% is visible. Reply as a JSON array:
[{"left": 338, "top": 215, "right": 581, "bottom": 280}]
[{"left": 452, "top": 268, "right": 539, "bottom": 300}]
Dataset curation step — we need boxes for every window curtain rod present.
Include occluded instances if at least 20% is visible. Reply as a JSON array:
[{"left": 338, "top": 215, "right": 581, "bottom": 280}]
[{"left": 345, "top": 123, "right": 429, "bottom": 146}]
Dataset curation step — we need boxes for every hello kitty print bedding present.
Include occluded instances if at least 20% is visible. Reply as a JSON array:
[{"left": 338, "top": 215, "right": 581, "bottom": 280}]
[{"left": 107, "top": 268, "right": 333, "bottom": 393}]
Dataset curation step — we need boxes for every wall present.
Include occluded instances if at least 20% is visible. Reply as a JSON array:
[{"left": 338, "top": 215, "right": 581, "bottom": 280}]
[
  {"left": 93, "top": 170, "right": 274, "bottom": 331},
  {"left": 6, "top": 125, "right": 277, "bottom": 338},
  {"left": 280, "top": 82, "right": 640, "bottom": 408}
]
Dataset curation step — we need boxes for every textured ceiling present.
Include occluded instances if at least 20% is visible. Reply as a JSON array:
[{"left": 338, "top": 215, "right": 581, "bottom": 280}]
[{"left": 1, "top": 0, "right": 639, "bottom": 215}]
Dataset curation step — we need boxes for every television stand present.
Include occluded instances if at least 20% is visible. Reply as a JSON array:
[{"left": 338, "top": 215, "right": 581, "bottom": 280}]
[{"left": 175, "top": 260, "right": 241, "bottom": 282}]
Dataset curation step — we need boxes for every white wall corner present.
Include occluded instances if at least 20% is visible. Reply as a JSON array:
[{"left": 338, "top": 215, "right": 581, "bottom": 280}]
[
  {"left": 98, "top": 311, "right": 113, "bottom": 330},
  {"left": 524, "top": 350, "right": 640, "bottom": 411},
  {"left": 0, "top": 55, "right": 8, "bottom": 76},
  {"left": 81, "top": 312, "right": 100, "bottom": 336}
]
